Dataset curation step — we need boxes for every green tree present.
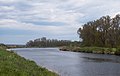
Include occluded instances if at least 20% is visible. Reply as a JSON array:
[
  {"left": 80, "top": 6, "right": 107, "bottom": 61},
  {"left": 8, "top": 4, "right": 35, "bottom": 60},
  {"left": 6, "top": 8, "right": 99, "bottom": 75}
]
[{"left": 78, "top": 14, "right": 120, "bottom": 48}]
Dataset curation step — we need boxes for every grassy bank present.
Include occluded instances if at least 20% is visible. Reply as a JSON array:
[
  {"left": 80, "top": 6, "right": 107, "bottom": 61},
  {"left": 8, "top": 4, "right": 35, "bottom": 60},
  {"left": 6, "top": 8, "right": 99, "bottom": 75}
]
[
  {"left": 0, "top": 46, "right": 58, "bottom": 76},
  {"left": 59, "top": 46, "right": 120, "bottom": 55}
]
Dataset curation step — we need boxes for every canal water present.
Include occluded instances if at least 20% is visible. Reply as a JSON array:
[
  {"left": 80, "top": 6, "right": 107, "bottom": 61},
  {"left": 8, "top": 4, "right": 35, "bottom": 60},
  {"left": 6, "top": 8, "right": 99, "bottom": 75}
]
[{"left": 11, "top": 48, "right": 120, "bottom": 76}]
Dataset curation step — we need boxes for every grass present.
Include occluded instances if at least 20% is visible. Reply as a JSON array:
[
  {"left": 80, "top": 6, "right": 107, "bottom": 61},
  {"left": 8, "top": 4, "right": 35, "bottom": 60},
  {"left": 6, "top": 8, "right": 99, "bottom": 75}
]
[
  {"left": 0, "top": 46, "right": 58, "bottom": 76},
  {"left": 59, "top": 46, "right": 120, "bottom": 55}
]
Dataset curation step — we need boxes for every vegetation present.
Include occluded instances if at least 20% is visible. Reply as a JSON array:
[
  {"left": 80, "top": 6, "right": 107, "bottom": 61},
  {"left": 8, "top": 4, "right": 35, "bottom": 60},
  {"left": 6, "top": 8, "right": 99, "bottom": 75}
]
[
  {"left": 60, "top": 14, "right": 120, "bottom": 55},
  {"left": 6, "top": 44, "right": 26, "bottom": 49},
  {"left": 25, "top": 14, "right": 120, "bottom": 55},
  {"left": 0, "top": 43, "right": 25, "bottom": 49},
  {"left": 60, "top": 46, "right": 120, "bottom": 55},
  {"left": 0, "top": 46, "right": 58, "bottom": 76},
  {"left": 26, "top": 37, "right": 80, "bottom": 47},
  {"left": 0, "top": 44, "right": 7, "bottom": 49},
  {"left": 77, "top": 14, "right": 120, "bottom": 48}
]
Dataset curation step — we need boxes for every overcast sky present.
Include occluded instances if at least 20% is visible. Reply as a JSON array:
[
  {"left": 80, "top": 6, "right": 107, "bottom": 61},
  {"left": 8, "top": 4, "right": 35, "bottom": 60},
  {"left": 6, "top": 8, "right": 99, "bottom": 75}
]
[{"left": 0, "top": 0, "right": 120, "bottom": 44}]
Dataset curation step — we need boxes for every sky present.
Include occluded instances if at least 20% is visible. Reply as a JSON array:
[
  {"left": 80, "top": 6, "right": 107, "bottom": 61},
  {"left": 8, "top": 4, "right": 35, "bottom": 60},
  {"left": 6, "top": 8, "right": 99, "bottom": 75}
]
[{"left": 0, "top": 0, "right": 120, "bottom": 44}]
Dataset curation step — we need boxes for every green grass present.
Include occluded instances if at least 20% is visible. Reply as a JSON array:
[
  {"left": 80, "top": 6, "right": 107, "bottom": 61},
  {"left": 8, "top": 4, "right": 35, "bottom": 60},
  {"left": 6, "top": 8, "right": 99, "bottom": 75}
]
[
  {"left": 60, "top": 46, "right": 120, "bottom": 55},
  {"left": 0, "top": 47, "right": 58, "bottom": 76}
]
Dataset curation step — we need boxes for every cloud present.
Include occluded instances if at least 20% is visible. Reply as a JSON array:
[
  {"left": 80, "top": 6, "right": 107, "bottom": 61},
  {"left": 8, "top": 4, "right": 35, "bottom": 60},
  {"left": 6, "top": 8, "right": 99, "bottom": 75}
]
[
  {"left": 0, "top": 19, "right": 78, "bottom": 35},
  {"left": 0, "top": 0, "right": 17, "bottom": 3},
  {"left": 0, "top": 6, "right": 15, "bottom": 11},
  {"left": 0, "top": 0, "right": 85, "bottom": 24},
  {"left": 0, "top": 0, "right": 120, "bottom": 44}
]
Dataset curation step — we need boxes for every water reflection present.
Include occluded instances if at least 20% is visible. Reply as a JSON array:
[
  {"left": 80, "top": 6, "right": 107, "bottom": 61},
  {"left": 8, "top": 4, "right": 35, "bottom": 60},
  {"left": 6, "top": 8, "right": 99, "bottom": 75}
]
[{"left": 82, "top": 57, "right": 120, "bottom": 63}]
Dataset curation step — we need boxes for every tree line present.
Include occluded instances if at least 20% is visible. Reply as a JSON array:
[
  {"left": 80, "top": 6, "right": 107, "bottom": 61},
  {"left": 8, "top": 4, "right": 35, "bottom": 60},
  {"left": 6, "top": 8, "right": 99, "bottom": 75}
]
[
  {"left": 26, "top": 37, "right": 79, "bottom": 47},
  {"left": 77, "top": 14, "right": 120, "bottom": 48}
]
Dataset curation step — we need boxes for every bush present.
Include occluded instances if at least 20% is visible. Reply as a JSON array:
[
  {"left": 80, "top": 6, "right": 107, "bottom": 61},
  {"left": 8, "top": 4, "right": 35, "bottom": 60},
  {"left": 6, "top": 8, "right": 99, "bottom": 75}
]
[{"left": 115, "top": 48, "right": 120, "bottom": 55}]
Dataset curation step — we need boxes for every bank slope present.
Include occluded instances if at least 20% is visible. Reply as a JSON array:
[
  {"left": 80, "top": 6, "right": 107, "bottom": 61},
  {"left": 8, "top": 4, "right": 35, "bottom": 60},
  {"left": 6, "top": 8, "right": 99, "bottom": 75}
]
[{"left": 0, "top": 47, "right": 58, "bottom": 76}]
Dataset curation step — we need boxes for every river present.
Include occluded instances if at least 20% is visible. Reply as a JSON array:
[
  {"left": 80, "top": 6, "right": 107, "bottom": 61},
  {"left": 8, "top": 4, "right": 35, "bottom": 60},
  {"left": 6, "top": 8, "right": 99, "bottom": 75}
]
[{"left": 10, "top": 48, "right": 120, "bottom": 76}]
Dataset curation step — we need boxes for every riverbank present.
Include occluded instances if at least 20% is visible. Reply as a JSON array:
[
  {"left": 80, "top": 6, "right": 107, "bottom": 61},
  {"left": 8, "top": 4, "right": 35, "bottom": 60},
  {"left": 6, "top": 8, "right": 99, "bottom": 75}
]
[
  {"left": 59, "top": 46, "right": 120, "bottom": 55},
  {"left": 0, "top": 46, "right": 58, "bottom": 76}
]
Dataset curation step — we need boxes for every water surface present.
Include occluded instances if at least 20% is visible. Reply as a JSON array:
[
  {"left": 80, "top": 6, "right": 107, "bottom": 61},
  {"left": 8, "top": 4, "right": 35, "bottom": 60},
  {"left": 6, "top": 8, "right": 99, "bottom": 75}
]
[{"left": 11, "top": 48, "right": 120, "bottom": 76}]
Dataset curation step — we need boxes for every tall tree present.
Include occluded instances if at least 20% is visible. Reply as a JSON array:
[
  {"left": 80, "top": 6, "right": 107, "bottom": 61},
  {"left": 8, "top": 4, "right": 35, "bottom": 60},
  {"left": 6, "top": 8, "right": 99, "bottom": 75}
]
[{"left": 78, "top": 14, "right": 120, "bottom": 48}]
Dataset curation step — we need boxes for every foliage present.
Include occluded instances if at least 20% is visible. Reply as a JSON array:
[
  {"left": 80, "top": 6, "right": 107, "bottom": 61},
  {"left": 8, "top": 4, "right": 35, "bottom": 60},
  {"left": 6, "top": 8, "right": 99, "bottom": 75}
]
[
  {"left": 78, "top": 14, "right": 120, "bottom": 48},
  {"left": 0, "top": 47, "right": 58, "bottom": 76},
  {"left": 60, "top": 46, "right": 120, "bottom": 55},
  {"left": 26, "top": 37, "right": 80, "bottom": 47},
  {"left": 115, "top": 48, "right": 120, "bottom": 55},
  {"left": 0, "top": 44, "right": 7, "bottom": 49}
]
